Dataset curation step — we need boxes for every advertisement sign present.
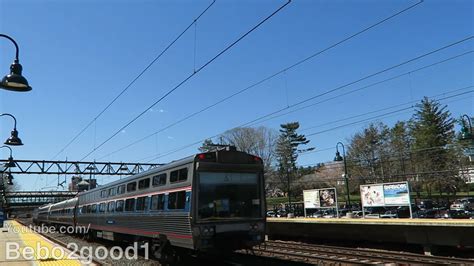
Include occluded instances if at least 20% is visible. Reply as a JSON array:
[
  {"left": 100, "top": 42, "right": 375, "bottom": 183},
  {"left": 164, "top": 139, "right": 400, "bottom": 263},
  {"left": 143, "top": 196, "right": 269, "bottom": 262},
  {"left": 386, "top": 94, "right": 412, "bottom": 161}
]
[
  {"left": 360, "top": 184, "right": 384, "bottom": 207},
  {"left": 319, "top": 188, "right": 337, "bottom": 208},
  {"left": 303, "top": 189, "right": 320, "bottom": 209},
  {"left": 383, "top": 182, "right": 410, "bottom": 205},
  {"left": 360, "top": 181, "right": 411, "bottom": 207},
  {"left": 303, "top": 188, "right": 337, "bottom": 209}
]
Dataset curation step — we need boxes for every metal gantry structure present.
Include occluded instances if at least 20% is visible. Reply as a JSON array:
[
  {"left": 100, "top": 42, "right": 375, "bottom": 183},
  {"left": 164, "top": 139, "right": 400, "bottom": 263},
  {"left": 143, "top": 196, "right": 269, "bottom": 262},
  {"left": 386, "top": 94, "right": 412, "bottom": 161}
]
[
  {"left": 0, "top": 159, "right": 162, "bottom": 210},
  {"left": 0, "top": 159, "right": 161, "bottom": 176}
]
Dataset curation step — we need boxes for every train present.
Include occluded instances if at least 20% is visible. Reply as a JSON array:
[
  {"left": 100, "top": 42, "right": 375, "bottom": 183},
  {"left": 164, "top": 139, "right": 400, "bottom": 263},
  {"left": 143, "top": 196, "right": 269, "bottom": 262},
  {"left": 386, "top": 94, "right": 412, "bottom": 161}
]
[{"left": 33, "top": 147, "right": 266, "bottom": 262}]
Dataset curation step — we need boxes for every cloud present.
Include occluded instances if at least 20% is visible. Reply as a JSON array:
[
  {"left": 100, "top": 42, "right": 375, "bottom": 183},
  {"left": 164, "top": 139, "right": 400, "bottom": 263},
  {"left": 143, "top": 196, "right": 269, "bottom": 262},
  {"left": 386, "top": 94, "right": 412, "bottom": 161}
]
[{"left": 167, "top": 136, "right": 174, "bottom": 140}]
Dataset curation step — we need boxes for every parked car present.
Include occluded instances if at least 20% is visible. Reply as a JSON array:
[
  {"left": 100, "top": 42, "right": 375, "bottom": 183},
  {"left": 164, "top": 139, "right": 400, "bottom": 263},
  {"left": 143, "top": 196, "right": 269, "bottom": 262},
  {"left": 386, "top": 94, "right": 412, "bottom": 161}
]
[
  {"left": 266, "top": 210, "right": 276, "bottom": 217},
  {"left": 450, "top": 198, "right": 474, "bottom": 211},
  {"left": 418, "top": 199, "right": 436, "bottom": 210},
  {"left": 380, "top": 210, "right": 398, "bottom": 218},
  {"left": 442, "top": 210, "right": 473, "bottom": 219}
]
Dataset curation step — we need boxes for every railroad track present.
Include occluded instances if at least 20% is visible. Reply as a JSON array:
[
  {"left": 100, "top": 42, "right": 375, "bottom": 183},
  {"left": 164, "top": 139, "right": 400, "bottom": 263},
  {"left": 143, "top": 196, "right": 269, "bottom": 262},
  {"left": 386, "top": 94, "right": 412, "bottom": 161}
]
[{"left": 250, "top": 240, "right": 474, "bottom": 265}]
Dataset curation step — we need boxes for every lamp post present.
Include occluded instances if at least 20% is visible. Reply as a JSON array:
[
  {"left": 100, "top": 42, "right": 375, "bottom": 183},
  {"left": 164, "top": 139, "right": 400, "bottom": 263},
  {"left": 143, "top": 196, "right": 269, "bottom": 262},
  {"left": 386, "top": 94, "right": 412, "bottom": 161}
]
[
  {"left": 0, "top": 145, "right": 16, "bottom": 186},
  {"left": 0, "top": 145, "right": 16, "bottom": 168},
  {"left": 334, "top": 142, "right": 350, "bottom": 207},
  {"left": 0, "top": 34, "right": 32, "bottom": 92},
  {"left": 0, "top": 113, "right": 23, "bottom": 145}
]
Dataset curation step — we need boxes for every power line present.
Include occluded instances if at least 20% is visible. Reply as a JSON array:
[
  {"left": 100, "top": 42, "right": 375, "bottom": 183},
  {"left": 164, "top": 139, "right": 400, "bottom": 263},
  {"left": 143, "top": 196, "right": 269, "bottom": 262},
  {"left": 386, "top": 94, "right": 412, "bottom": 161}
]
[
  {"left": 304, "top": 90, "right": 472, "bottom": 136},
  {"left": 140, "top": 86, "right": 470, "bottom": 163},
  {"left": 97, "top": 0, "right": 425, "bottom": 160},
  {"left": 50, "top": 0, "right": 216, "bottom": 160},
  {"left": 141, "top": 36, "right": 473, "bottom": 162},
  {"left": 246, "top": 51, "right": 473, "bottom": 127},
  {"left": 79, "top": 0, "right": 292, "bottom": 162}
]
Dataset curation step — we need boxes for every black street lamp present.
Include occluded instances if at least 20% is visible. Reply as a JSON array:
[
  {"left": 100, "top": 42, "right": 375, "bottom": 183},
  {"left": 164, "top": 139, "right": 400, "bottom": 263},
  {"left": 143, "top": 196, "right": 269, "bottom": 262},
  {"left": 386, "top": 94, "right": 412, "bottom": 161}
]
[
  {"left": 0, "top": 113, "right": 23, "bottom": 146},
  {"left": 334, "top": 142, "right": 350, "bottom": 206},
  {"left": 0, "top": 145, "right": 16, "bottom": 168},
  {"left": 0, "top": 34, "right": 32, "bottom": 92},
  {"left": 460, "top": 115, "right": 473, "bottom": 141}
]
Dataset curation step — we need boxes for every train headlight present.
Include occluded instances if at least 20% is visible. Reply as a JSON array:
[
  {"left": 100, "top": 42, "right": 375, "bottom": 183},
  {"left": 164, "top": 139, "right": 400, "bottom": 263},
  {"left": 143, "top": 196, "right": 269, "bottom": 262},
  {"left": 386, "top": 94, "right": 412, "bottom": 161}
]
[{"left": 203, "top": 228, "right": 209, "bottom": 234}]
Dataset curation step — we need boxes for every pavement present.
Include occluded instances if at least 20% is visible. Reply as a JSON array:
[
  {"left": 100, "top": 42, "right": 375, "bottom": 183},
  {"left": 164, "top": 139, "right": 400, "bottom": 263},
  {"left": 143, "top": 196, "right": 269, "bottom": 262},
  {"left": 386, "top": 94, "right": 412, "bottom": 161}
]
[{"left": 0, "top": 220, "right": 89, "bottom": 266}]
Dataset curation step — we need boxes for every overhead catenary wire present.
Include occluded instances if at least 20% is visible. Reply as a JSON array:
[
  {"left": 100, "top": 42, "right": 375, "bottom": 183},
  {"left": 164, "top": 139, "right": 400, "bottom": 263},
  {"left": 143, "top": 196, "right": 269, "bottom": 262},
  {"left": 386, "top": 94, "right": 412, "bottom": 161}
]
[
  {"left": 246, "top": 51, "right": 473, "bottom": 127},
  {"left": 50, "top": 0, "right": 216, "bottom": 160},
  {"left": 97, "top": 0, "right": 426, "bottom": 160},
  {"left": 141, "top": 88, "right": 470, "bottom": 162},
  {"left": 140, "top": 36, "right": 474, "bottom": 162},
  {"left": 79, "top": 0, "right": 292, "bottom": 162},
  {"left": 305, "top": 90, "right": 473, "bottom": 137}
]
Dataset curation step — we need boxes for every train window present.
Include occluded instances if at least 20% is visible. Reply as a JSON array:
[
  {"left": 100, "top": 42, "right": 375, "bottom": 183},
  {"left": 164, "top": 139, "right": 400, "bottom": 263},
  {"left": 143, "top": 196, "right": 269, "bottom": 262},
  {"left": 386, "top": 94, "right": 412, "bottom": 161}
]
[
  {"left": 117, "top": 185, "right": 126, "bottom": 194},
  {"left": 170, "top": 168, "right": 188, "bottom": 183},
  {"left": 116, "top": 200, "right": 124, "bottom": 212},
  {"left": 99, "top": 203, "right": 106, "bottom": 213},
  {"left": 91, "top": 204, "right": 97, "bottom": 213},
  {"left": 101, "top": 190, "right": 108, "bottom": 198},
  {"left": 151, "top": 194, "right": 165, "bottom": 210},
  {"left": 138, "top": 178, "right": 150, "bottom": 190},
  {"left": 86, "top": 205, "right": 91, "bottom": 213},
  {"left": 136, "top": 196, "right": 148, "bottom": 211},
  {"left": 152, "top": 174, "right": 167, "bottom": 186},
  {"left": 109, "top": 187, "right": 116, "bottom": 197},
  {"left": 127, "top": 182, "right": 137, "bottom": 192},
  {"left": 168, "top": 191, "right": 186, "bottom": 209},
  {"left": 107, "top": 201, "right": 115, "bottom": 212},
  {"left": 125, "top": 198, "right": 135, "bottom": 212}
]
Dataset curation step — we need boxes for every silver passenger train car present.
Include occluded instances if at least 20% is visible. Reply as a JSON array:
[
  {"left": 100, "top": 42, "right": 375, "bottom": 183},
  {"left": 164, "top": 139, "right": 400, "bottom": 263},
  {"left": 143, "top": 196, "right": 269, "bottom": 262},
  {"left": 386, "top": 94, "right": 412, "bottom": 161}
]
[{"left": 34, "top": 148, "right": 265, "bottom": 260}]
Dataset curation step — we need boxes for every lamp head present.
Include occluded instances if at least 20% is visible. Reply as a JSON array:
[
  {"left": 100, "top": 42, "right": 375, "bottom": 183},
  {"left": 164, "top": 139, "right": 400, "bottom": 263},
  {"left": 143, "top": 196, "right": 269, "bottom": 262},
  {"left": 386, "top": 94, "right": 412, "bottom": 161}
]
[
  {"left": 334, "top": 150, "right": 343, "bottom": 162},
  {"left": 1, "top": 60, "right": 32, "bottom": 92},
  {"left": 4, "top": 128, "right": 23, "bottom": 146},
  {"left": 4, "top": 156, "right": 15, "bottom": 168}
]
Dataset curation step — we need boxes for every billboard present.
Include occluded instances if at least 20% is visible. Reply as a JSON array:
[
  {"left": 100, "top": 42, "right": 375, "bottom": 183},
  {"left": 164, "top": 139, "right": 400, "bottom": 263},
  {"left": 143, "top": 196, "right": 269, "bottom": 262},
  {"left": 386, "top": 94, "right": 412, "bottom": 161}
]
[
  {"left": 360, "top": 181, "right": 411, "bottom": 207},
  {"left": 383, "top": 182, "right": 410, "bottom": 205},
  {"left": 303, "top": 188, "right": 337, "bottom": 209}
]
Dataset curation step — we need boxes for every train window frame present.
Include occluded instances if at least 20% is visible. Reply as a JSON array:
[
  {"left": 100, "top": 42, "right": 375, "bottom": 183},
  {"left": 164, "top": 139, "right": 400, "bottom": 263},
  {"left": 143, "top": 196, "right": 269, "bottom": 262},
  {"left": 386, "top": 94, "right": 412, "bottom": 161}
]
[
  {"left": 107, "top": 201, "right": 115, "bottom": 213},
  {"left": 99, "top": 203, "right": 106, "bottom": 213},
  {"left": 116, "top": 200, "right": 124, "bottom": 212},
  {"left": 138, "top": 178, "right": 150, "bottom": 190},
  {"left": 150, "top": 194, "right": 165, "bottom": 211},
  {"left": 136, "top": 196, "right": 148, "bottom": 211},
  {"left": 100, "top": 190, "right": 108, "bottom": 198},
  {"left": 117, "top": 184, "right": 126, "bottom": 194},
  {"left": 125, "top": 198, "right": 135, "bottom": 212},
  {"left": 127, "top": 182, "right": 137, "bottom": 192},
  {"left": 91, "top": 204, "right": 97, "bottom": 213},
  {"left": 168, "top": 191, "right": 186, "bottom": 210},
  {"left": 170, "top": 168, "right": 188, "bottom": 183},
  {"left": 152, "top": 173, "right": 167, "bottom": 187},
  {"left": 108, "top": 187, "right": 116, "bottom": 197}
]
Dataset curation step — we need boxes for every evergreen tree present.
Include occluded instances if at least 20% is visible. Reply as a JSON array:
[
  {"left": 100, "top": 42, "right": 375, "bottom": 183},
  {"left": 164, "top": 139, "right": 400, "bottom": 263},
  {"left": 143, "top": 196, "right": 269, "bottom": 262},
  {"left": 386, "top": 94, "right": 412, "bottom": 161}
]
[
  {"left": 275, "top": 122, "right": 312, "bottom": 197},
  {"left": 276, "top": 122, "right": 311, "bottom": 175},
  {"left": 409, "top": 97, "right": 459, "bottom": 195}
]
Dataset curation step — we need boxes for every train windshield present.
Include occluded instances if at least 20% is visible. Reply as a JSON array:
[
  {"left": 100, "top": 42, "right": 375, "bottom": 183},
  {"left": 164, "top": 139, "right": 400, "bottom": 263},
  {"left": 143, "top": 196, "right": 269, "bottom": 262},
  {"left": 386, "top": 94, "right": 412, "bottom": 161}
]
[{"left": 197, "top": 172, "right": 261, "bottom": 220}]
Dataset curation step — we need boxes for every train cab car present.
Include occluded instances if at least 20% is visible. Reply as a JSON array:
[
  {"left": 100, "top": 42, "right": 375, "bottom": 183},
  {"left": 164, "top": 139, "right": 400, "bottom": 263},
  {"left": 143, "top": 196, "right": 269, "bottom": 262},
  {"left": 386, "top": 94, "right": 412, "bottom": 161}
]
[
  {"left": 36, "top": 147, "right": 265, "bottom": 261},
  {"left": 192, "top": 149, "right": 266, "bottom": 252}
]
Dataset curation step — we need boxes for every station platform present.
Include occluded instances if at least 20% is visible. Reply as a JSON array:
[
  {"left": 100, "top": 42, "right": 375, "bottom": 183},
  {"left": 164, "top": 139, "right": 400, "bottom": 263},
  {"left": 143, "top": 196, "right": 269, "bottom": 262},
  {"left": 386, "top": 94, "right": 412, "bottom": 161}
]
[
  {"left": 0, "top": 220, "right": 89, "bottom": 265},
  {"left": 267, "top": 218, "right": 474, "bottom": 254}
]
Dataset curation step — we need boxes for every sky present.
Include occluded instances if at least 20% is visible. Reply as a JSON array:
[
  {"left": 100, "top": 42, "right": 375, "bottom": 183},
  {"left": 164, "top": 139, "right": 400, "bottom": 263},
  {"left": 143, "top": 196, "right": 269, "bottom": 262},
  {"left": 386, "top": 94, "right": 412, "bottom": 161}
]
[{"left": 0, "top": 0, "right": 472, "bottom": 191}]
